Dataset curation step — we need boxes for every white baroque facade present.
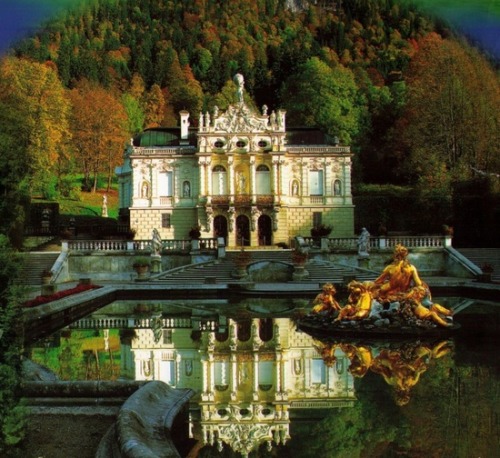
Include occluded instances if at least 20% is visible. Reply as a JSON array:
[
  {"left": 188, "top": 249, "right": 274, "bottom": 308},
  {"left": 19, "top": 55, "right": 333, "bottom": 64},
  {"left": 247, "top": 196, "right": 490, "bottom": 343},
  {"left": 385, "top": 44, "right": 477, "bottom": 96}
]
[{"left": 116, "top": 74, "right": 354, "bottom": 246}]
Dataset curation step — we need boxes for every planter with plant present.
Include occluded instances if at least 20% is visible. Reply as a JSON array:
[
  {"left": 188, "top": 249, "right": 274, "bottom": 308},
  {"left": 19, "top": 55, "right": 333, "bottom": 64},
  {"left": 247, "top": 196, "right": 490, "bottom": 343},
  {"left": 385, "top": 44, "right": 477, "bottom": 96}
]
[
  {"left": 132, "top": 257, "right": 151, "bottom": 280},
  {"left": 310, "top": 224, "right": 333, "bottom": 238},
  {"left": 232, "top": 249, "right": 252, "bottom": 278},
  {"left": 189, "top": 226, "right": 201, "bottom": 240},
  {"left": 41, "top": 269, "right": 53, "bottom": 285},
  {"left": 479, "top": 263, "right": 494, "bottom": 282},
  {"left": 291, "top": 249, "right": 309, "bottom": 280}
]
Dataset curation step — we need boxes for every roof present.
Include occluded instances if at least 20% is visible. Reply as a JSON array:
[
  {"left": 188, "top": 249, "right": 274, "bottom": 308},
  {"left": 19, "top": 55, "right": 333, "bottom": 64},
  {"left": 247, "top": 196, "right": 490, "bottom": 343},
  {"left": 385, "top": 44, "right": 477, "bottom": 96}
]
[
  {"left": 133, "top": 127, "right": 339, "bottom": 148},
  {"left": 285, "top": 128, "right": 338, "bottom": 146},
  {"left": 133, "top": 127, "right": 197, "bottom": 147}
]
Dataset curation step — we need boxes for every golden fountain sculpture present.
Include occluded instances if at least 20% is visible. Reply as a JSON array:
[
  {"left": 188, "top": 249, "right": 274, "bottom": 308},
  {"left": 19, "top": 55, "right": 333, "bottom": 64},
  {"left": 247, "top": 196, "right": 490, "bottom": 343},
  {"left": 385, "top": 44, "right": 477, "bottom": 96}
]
[{"left": 311, "top": 244, "right": 454, "bottom": 329}]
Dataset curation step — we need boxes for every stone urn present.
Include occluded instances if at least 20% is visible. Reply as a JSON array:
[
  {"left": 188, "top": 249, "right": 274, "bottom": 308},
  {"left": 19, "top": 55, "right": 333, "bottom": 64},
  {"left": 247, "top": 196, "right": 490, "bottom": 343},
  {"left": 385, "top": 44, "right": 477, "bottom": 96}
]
[
  {"left": 41, "top": 269, "right": 53, "bottom": 285},
  {"left": 132, "top": 257, "right": 151, "bottom": 281},
  {"left": 232, "top": 250, "right": 252, "bottom": 279},
  {"left": 292, "top": 250, "right": 309, "bottom": 281}
]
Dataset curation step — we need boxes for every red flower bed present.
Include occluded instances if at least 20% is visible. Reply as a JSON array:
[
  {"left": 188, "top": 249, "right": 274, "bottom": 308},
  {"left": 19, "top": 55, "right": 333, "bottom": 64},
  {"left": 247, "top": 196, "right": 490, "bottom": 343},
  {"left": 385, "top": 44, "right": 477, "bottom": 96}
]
[{"left": 24, "top": 284, "right": 101, "bottom": 308}]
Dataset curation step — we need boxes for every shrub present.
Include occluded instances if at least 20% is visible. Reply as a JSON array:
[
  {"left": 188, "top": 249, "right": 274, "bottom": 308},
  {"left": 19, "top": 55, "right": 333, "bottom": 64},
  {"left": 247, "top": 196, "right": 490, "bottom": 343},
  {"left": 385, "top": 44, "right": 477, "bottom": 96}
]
[{"left": 132, "top": 256, "right": 151, "bottom": 267}]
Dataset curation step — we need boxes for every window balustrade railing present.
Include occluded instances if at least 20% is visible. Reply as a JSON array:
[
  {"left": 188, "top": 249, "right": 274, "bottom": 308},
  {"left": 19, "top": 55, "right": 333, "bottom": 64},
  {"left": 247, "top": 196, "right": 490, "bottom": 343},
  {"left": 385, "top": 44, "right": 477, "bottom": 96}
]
[
  {"left": 309, "top": 196, "right": 324, "bottom": 204},
  {"left": 287, "top": 146, "right": 350, "bottom": 154}
]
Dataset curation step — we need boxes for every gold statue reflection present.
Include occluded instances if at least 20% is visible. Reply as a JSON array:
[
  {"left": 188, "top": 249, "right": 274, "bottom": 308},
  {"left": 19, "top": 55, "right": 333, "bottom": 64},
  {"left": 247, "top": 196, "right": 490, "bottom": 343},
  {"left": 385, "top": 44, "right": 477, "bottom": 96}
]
[{"left": 315, "top": 338, "right": 453, "bottom": 406}]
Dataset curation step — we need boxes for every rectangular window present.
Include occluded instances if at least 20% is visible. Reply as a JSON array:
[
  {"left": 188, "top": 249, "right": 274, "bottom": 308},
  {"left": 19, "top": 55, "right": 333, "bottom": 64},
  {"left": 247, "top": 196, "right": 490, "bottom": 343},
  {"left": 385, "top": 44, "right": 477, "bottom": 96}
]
[
  {"left": 309, "top": 170, "right": 323, "bottom": 195},
  {"left": 312, "top": 359, "right": 326, "bottom": 384},
  {"left": 162, "top": 329, "right": 172, "bottom": 345},
  {"left": 313, "top": 212, "right": 322, "bottom": 228},
  {"left": 159, "top": 360, "right": 175, "bottom": 385},
  {"left": 161, "top": 213, "right": 171, "bottom": 228},
  {"left": 158, "top": 171, "right": 173, "bottom": 196}
]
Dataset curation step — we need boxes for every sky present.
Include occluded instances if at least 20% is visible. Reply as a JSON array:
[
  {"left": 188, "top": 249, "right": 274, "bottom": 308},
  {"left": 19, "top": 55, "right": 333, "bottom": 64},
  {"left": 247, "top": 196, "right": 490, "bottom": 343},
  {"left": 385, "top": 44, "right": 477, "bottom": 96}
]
[{"left": 0, "top": 0, "right": 499, "bottom": 60}]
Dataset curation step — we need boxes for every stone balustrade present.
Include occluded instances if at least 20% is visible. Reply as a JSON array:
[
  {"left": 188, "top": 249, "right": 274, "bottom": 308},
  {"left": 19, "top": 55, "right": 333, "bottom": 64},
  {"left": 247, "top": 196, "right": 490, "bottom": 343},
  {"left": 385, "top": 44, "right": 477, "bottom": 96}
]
[
  {"left": 63, "top": 238, "right": 216, "bottom": 253},
  {"left": 63, "top": 235, "right": 451, "bottom": 254},
  {"left": 70, "top": 316, "right": 218, "bottom": 331},
  {"left": 301, "top": 235, "right": 451, "bottom": 250}
]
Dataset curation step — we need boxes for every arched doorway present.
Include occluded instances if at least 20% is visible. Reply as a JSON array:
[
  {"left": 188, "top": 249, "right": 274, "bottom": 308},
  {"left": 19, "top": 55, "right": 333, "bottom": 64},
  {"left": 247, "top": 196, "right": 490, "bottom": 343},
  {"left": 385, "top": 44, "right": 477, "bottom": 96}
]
[
  {"left": 258, "top": 214, "right": 272, "bottom": 246},
  {"left": 236, "top": 214, "right": 250, "bottom": 246},
  {"left": 213, "top": 215, "right": 228, "bottom": 243}
]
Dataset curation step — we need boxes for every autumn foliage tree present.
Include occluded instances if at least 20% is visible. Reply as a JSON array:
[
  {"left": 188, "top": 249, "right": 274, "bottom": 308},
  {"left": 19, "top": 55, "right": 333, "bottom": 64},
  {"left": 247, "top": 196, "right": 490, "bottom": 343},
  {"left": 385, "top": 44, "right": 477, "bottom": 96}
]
[
  {"left": 0, "top": 57, "right": 70, "bottom": 245},
  {"left": 399, "top": 33, "right": 500, "bottom": 189},
  {"left": 0, "top": 57, "right": 71, "bottom": 194},
  {"left": 69, "top": 80, "right": 128, "bottom": 192}
]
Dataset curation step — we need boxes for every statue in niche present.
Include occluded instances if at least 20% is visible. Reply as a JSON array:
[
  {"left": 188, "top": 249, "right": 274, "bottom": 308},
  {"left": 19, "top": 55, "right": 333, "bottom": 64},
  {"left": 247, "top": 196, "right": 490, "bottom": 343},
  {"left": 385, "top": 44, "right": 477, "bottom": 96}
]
[
  {"left": 183, "top": 181, "right": 191, "bottom": 197},
  {"left": 185, "top": 360, "right": 193, "bottom": 376},
  {"left": 334, "top": 179, "right": 342, "bottom": 196},
  {"left": 292, "top": 180, "right": 299, "bottom": 196},
  {"left": 141, "top": 181, "right": 150, "bottom": 198},
  {"left": 237, "top": 172, "right": 246, "bottom": 193},
  {"left": 205, "top": 207, "right": 213, "bottom": 231}
]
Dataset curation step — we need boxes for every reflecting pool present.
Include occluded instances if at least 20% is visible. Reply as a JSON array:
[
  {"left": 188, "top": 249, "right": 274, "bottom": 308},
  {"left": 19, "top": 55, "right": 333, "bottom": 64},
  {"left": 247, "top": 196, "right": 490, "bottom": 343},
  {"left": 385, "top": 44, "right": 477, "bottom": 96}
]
[{"left": 26, "top": 296, "right": 499, "bottom": 457}]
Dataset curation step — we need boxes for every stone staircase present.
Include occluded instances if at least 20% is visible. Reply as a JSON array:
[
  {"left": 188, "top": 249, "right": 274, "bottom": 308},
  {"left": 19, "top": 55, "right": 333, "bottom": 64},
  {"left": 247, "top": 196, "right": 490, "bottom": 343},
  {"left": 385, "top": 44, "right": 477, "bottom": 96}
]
[
  {"left": 456, "top": 248, "right": 500, "bottom": 282},
  {"left": 18, "top": 252, "right": 60, "bottom": 286},
  {"left": 154, "top": 250, "right": 373, "bottom": 286}
]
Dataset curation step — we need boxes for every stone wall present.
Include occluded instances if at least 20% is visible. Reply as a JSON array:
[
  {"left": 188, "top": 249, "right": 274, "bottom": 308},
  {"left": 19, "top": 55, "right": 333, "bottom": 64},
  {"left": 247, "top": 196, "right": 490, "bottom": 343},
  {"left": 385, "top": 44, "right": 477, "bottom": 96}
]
[{"left": 68, "top": 253, "right": 193, "bottom": 282}]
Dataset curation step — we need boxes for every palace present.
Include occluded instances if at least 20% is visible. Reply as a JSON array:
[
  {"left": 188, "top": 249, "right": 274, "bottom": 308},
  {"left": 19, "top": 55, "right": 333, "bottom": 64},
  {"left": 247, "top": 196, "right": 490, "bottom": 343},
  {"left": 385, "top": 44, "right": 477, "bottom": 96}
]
[{"left": 116, "top": 74, "right": 354, "bottom": 246}]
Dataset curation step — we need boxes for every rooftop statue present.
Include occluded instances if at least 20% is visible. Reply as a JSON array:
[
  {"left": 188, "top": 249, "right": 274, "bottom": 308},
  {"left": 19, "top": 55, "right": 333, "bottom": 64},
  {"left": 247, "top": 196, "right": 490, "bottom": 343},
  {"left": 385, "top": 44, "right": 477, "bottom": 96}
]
[{"left": 234, "top": 73, "right": 245, "bottom": 104}]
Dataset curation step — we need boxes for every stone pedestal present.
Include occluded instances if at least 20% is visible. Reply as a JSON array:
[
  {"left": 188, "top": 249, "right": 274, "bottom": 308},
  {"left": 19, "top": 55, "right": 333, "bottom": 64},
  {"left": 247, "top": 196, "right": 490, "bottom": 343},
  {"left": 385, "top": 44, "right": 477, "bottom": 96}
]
[
  {"left": 151, "top": 254, "right": 162, "bottom": 274},
  {"left": 231, "top": 267, "right": 248, "bottom": 279},
  {"left": 41, "top": 284, "right": 56, "bottom": 296},
  {"left": 358, "top": 257, "right": 370, "bottom": 269},
  {"left": 292, "top": 265, "right": 309, "bottom": 281},
  {"left": 134, "top": 266, "right": 150, "bottom": 281}
]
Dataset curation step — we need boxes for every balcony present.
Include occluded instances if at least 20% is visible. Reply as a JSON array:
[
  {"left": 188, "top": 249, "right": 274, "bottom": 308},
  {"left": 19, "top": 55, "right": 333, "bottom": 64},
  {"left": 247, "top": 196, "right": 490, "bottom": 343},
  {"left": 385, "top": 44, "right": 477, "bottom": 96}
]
[
  {"left": 234, "top": 195, "right": 252, "bottom": 206},
  {"left": 211, "top": 196, "right": 230, "bottom": 206},
  {"left": 255, "top": 195, "right": 274, "bottom": 206}
]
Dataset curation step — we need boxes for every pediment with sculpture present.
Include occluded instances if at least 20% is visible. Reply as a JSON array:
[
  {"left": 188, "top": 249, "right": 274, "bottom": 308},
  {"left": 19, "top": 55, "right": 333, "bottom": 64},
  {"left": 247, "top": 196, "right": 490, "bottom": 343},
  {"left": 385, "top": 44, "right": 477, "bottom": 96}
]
[{"left": 199, "top": 73, "right": 286, "bottom": 135}]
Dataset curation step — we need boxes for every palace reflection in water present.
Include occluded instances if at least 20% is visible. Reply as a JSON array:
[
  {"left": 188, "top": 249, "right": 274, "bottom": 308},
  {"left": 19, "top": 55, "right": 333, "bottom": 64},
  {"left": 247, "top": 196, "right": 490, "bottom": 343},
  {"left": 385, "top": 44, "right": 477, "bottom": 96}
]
[{"left": 28, "top": 296, "right": 499, "bottom": 457}]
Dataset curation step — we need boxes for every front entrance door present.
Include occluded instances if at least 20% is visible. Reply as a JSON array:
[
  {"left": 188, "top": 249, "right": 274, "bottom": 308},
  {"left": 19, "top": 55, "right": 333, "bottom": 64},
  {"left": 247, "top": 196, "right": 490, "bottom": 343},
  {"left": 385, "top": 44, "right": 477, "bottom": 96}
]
[
  {"left": 213, "top": 215, "right": 228, "bottom": 244},
  {"left": 236, "top": 215, "right": 250, "bottom": 246},
  {"left": 258, "top": 214, "right": 272, "bottom": 246}
]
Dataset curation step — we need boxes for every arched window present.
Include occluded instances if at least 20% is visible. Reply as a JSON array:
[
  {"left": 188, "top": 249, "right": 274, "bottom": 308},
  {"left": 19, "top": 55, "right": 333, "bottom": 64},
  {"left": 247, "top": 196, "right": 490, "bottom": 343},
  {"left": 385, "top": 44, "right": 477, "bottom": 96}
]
[
  {"left": 256, "top": 164, "right": 271, "bottom": 195},
  {"left": 212, "top": 165, "right": 227, "bottom": 195}
]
